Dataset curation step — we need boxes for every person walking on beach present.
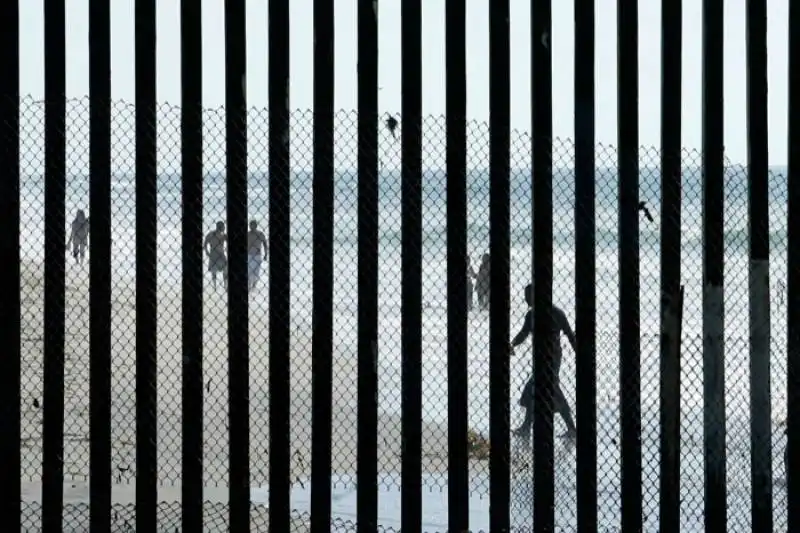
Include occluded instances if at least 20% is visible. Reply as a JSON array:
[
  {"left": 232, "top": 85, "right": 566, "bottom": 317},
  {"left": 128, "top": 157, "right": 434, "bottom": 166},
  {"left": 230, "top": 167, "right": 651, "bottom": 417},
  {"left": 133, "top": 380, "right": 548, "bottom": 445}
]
[
  {"left": 66, "top": 209, "right": 90, "bottom": 265},
  {"left": 247, "top": 220, "right": 268, "bottom": 292},
  {"left": 475, "top": 253, "right": 491, "bottom": 310},
  {"left": 204, "top": 221, "right": 228, "bottom": 291},
  {"left": 508, "top": 283, "right": 577, "bottom": 440}
]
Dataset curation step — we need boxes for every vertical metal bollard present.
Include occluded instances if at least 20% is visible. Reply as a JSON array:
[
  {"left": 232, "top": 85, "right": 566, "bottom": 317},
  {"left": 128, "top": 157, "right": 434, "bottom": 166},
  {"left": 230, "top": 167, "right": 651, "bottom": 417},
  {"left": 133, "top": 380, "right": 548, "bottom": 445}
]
[
  {"left": 488, "top": 0, "right": 511, "bottom": 529},
  {"left": 787, "top": 0, "right": 800, "bottom": 526},
  {"left": 267, "top": 0, "right": 291, "bottom": 528},
  {"left": 745, "top": 0, "right": 773, "bottom": 527},
  {"left": 42, "top": 0, "right": 67, "bottom": 529},
  {"left": 225, "top": 0, "right": 250, "bottom": 529},
  {"left": 617, "top": 0, "right": 642, "bottom": 529},
  {"left": 356, "top": 1, "right": 380, "bottom": 530},
  {"left": 181, "top": 0, "right": 205, "bottom": 528},
  {"left": 89, "top": 0, "right": 113, "bottom": 529},
  {"left": 659, "top": 0, "right": 683, "bottom": 529},
  {"left": 531, "top": 0, "right": 555, "bottom": 530},
  {"left": 701, "top": 0, "right": 727, "bottom": 529},
  {"left": 0, "top": 0, "right": 21, "bottom": 530},
  {"left": 573, "top": 0, "right": 597, "bottom": 528},
  {"left": 400, "top": 0, "right": 424, "bottom": 529},
  {"left": 134, "top": 0, "right": 159, "bottom": 528},
  {"left": 445, "top": 0, "right": 470, "bottom": 528},
  {"left": 310, "top": 0, "right": 335, "bottom": 529}
]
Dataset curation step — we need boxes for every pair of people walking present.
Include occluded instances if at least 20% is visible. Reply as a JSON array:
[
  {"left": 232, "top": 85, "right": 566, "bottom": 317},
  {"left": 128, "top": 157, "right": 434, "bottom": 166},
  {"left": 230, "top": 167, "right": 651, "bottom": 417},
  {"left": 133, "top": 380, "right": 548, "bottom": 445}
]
[{"left": 204, "top": 220, "right": 268, "bottom": 292}]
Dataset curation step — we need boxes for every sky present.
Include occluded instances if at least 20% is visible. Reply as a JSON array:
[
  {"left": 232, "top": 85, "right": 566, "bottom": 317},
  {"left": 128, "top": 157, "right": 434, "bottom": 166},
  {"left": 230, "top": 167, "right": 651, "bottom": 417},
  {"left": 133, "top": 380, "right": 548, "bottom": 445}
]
[{"left": 16, "top": 0, "right": 793, "bottom": 169}]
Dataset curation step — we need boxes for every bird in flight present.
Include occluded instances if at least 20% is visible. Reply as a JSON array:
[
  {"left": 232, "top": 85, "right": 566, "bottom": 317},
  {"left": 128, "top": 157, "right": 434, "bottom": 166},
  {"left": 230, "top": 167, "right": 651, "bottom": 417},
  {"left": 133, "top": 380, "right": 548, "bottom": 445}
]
[
  {"left": 638, "top": 201, "right": 654, "bottom": 222},
  {"left": 385, "top": 114, "right": 399, "bottom": 139}
]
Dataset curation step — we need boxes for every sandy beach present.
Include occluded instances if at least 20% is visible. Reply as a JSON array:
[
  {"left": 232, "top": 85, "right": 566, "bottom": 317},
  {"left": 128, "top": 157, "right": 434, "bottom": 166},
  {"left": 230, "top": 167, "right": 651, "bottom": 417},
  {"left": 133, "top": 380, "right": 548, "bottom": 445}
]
[{"left": 18, "top": 259, "right": 489, "bottom": 528}]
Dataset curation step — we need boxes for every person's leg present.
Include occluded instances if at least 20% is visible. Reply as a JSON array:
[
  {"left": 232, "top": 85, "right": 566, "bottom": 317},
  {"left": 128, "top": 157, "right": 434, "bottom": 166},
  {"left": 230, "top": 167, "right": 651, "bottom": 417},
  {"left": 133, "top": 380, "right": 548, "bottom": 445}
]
[
  {"left": 247, "top": 256, "right": 255, "bottom": 290},
  {"left": 554, "top": 383, "right": 576, "bottom": 438},
  {"left": 514, "top": 402, "right": 533, "bottom": 438},
  {"left": 212, "top": 271, "right": 217, "bottom": 290},
  {"left": 252, "top": 259, "right": 261, "bottom": 290},
  {"left": 514, "top": 378, "right": 535, "bottom": 437},
  {"left": 518, "top": 376, "right": 534, "bottom": 406}
]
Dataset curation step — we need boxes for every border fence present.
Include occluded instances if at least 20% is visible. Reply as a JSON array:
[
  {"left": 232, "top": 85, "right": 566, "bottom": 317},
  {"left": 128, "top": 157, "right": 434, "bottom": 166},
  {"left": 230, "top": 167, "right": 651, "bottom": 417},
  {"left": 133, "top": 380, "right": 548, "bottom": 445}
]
[{"left": 0, "top": 0, "right": 799, "bottom": 532}]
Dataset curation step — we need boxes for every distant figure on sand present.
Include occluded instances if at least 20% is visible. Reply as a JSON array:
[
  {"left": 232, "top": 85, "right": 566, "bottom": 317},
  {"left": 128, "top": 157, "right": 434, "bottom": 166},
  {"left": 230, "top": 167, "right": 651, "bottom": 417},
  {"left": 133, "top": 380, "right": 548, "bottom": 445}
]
[
  {"left": 475, "top": 253, "right": 491, "bottom": 310},
  {"left": 247, "top": 220, "right": 268, "bottom": 291},
  {"left": 508, "top": 283, "right": 577, "bottom": 440},
  {"left": 466, "top": 256, "right": 477, "bottom": 312},
  {"left": 204, "top": 221, "right": 228, "bottom": 290},
  {"left": 66, "top": 209, "right": 90, "bottom": 265}
]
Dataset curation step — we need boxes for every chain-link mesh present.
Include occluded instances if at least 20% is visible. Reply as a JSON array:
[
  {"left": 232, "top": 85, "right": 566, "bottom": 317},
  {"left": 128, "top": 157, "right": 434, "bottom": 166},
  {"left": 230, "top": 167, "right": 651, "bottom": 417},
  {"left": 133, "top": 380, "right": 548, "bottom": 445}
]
[{"left": 17, "top": 95, "right": 790, "bottom": 531}]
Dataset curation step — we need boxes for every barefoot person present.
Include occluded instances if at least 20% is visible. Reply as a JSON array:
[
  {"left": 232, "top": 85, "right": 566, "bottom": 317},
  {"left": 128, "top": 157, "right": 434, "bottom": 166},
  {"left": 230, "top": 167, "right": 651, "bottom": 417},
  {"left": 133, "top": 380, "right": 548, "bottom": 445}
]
[
  {"left": 66, "top": 209, "right": 90, "bottom": 265},
  {"left": 247, "top": 220, "right": 268, "bottom": 291},
  {"left": 204, "top": 221, "right": 228, "bottom": 291},
  {"left": 509, "top": 283, "right": 577, "bottom": 440}
]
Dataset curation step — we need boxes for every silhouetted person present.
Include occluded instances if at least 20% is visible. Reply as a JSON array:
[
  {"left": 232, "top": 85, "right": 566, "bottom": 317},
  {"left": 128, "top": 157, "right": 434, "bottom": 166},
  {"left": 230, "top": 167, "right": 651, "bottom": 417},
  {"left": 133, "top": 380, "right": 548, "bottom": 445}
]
[
  {"left": 475, "top": 253, "right": 491, "bottom": 310},
  {"left": 247, "top": 220, "right": 268, "bottom": 291},
  {"left": 67, "top": 209, "right": 90, "bottom": 265},
  {"left": 509, "top": 283, "right": 577, "bottom": 440},
  {"left": 204, "top": 221, "right": 228, "bottom": 290}
]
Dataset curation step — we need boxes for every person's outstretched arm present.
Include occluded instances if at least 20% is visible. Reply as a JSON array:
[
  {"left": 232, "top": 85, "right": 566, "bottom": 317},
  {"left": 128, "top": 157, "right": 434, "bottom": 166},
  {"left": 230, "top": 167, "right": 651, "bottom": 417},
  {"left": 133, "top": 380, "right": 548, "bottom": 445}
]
[{"left": 510, "top": 310, "right": 533, "bottom": 349}]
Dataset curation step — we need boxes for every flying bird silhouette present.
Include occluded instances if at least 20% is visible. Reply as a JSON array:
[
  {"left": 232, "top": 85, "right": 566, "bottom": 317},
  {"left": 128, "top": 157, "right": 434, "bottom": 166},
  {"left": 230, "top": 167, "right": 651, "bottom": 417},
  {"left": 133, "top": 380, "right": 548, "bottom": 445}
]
[
  {"left": 385, "top": 115, "right": 399, "bottom": 139},
  {"left": 638, "top": 201, "right": 654, "bottom": 222}
]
